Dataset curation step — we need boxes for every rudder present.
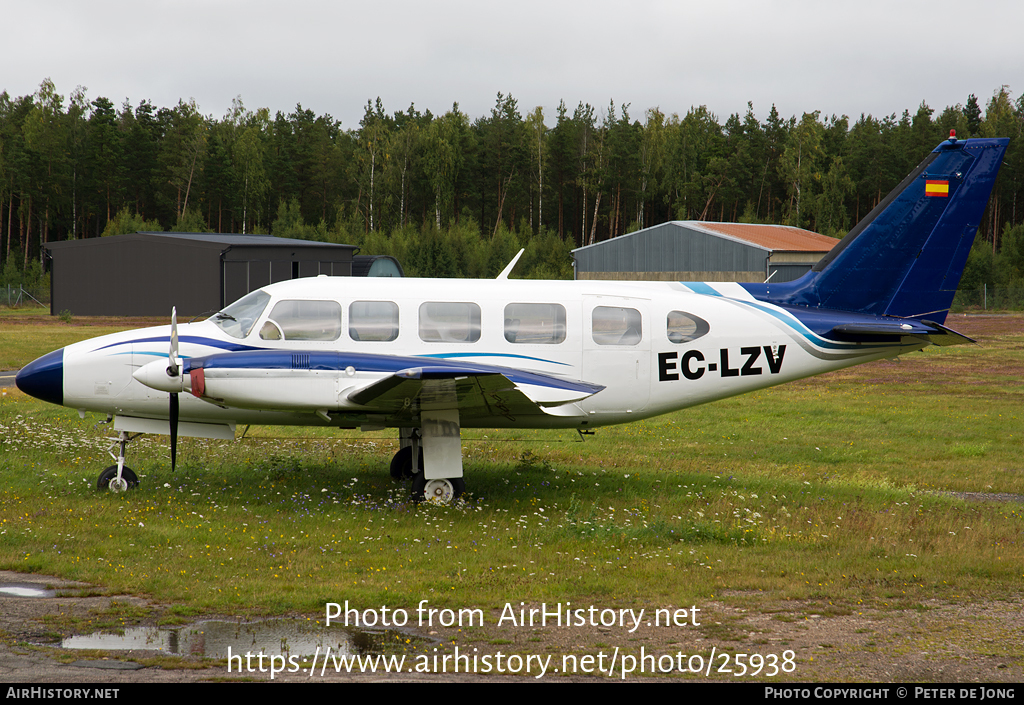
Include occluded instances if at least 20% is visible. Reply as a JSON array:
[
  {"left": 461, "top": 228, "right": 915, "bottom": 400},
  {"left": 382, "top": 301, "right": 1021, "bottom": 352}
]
[{"left": 748, "top": 137, "right": 1008, "bottom": 323}]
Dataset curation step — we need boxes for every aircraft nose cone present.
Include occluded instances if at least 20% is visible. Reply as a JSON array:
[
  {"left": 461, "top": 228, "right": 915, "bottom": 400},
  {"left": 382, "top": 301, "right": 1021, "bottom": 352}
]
[{"left": 15, "top": 349, "right": 64, "bottom": 406}]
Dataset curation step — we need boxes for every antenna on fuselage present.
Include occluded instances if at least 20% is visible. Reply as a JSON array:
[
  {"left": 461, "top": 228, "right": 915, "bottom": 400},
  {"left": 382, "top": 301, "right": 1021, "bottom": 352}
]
[{"left": 496, "top": 249, "right": 525, "bottom": 280}]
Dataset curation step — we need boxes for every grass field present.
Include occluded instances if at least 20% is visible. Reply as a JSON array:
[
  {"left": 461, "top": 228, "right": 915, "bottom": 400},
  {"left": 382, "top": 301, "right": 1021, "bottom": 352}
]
[{"left": 1, "top": 310, "right": 1022, "bottom": 680}]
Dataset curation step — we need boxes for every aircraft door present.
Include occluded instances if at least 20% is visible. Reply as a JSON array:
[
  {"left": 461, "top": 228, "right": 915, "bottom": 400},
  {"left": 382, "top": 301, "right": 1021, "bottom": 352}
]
[{"left": 581, "top": 296, "right": 650, "bottom": 415}]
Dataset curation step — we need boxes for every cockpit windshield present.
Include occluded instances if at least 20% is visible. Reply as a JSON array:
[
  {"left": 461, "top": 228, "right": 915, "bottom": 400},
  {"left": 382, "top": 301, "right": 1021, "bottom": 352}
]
[{"left": 210, "top": 289, "right": 271, "bottom": 339}]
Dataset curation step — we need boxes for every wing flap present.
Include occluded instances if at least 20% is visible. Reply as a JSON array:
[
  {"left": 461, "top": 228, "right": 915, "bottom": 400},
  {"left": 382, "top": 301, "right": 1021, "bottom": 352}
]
[{"left": 347, "top": 368, "right": 558, "bottom": 421}]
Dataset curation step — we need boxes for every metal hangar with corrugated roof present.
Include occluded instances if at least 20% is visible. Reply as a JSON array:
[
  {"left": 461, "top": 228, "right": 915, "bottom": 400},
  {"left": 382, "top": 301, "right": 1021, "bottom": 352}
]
[
  {"left": 571, "top": 221, "right": 839, "bottom": 283},
  {"left": 45, "top": 232, "right": 361, "bottom": 317}
]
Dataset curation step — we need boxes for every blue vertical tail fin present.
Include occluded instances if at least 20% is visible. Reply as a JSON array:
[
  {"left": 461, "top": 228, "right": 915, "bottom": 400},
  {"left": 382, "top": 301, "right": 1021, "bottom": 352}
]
[{"left": 745, "top": 137, "right": 1008, "bottom": 323}]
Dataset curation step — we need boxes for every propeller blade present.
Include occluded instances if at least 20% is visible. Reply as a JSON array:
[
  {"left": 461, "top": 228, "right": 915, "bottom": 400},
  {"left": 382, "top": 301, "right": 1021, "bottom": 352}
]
[
  {"left": 170, "top": 392, "right": 179, "bottom": 471},
  {"left": 167, "top": 307, "right": 180, "bottom": 377},
  {"left": 167, "top": 307, "right": 180, "bottom": 470}
]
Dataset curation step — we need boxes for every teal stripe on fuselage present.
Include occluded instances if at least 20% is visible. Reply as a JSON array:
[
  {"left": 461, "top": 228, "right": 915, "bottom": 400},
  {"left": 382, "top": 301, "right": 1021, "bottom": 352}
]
[{"left": 681, "top": 282, "right": 722, "bottom": 297}]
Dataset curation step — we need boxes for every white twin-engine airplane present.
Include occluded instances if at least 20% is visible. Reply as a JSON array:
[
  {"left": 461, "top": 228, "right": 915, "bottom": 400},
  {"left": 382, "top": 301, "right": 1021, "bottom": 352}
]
[{"left": 16, "top": 136, "right": 1009, "bottom": 502}]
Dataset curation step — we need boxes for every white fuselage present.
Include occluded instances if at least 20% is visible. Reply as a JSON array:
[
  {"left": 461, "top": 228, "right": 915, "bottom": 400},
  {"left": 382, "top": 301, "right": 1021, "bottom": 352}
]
[{"left": 59, "top": 276, "right": 922, "bottom": 433}]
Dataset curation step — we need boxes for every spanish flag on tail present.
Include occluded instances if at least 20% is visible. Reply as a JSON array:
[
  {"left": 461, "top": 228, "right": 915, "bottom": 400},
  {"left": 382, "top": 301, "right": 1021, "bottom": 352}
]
[{"left": 925, "top": 179, "right": 949, "bottom": 197}]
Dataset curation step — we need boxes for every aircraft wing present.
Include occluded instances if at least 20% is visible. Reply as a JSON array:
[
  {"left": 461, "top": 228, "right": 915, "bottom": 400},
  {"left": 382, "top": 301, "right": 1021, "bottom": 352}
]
[
  {"left": 347, "top": 367, "right": 563, "bottom": 422},
  {"left": 137, "top": 350, "right": 604, "bottom": 422}
]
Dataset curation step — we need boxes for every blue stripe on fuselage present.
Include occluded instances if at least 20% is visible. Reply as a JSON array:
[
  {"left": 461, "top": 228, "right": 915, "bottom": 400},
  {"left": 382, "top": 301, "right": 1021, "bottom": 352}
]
[
  {"left": 95, "top": 336, "right": 266, "bottom": 354},
  {"left": 729, "top": 298, "right": 904, "bottom": 349},
  {"left": 686, "top": 282, "right": 894, "bottom": 350}
]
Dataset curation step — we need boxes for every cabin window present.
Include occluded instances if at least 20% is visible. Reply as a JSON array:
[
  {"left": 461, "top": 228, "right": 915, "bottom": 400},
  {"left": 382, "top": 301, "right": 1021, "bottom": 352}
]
[
  {"left": 666, "top": 311, "right": 711, "bottom": 343},
  {"left": 212, "top": 289, "right": 271, "bottom": 339},
  {"left": 592, "top": 306, "right": 642, "bottom": 345},
  {"left": 349, "top": 301, "right": 399, "bottom": 341},
  {"left": 261, "top": 299, "right": 342, "bottom": 341},
  {"left": 504, "top": 303, "right": 566, "bottom": 344},
  {"left": 419, "top": 302, "right": 481, "bottom": 343}
]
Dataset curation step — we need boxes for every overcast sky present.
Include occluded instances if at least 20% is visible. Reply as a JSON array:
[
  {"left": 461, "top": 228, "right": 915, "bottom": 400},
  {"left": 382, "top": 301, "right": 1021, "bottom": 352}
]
[{"left": 4, "top": 0, "right": 1022, "bottom": 129}]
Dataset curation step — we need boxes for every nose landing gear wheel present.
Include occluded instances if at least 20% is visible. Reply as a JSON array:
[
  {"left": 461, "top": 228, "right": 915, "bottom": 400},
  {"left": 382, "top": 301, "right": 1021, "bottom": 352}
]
[
  {"left": 411, "top": 474, "right": 465, "bottom": 504},
  {"left": 97, "top": 465, "right": 139, "bottom": 492}
]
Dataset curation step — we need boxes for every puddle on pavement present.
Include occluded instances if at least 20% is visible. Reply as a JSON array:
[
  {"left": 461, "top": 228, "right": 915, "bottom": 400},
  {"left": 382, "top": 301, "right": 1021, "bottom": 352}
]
[
  {"left": 0, "top": 584, "right": 57, "bottom": 598},
  {"left": 0, "top": 579, "right": 429, "bottom": 658},
  {"left": 61, "top": 619, "right": 423, "bottom": 659}
]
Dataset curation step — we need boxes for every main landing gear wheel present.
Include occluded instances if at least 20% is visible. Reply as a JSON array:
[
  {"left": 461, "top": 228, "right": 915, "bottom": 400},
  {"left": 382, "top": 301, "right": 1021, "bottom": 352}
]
[
  {"left": 97, "top": 465, "right": 139, "bottom": 492},
  {"left": 389, "top": 446, "right": 423, "bottom": 480},
  {"left": 411, "top": 473, "right": 465, "bottom": 504}
]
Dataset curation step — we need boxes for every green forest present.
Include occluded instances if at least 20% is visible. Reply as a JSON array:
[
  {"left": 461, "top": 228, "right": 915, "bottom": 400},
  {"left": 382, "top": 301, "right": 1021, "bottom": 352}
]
[{"left": 2, "top": 79, "right": 1024, "bottom": 288}]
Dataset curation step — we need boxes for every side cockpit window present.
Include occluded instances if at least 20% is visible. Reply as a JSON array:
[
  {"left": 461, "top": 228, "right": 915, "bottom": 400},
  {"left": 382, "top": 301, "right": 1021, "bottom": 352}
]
[
  {"left": 260, "top": 299, "right": 342, "bottom": 341},
  {"left": 212, "top": 289, "right": 271, "bottom": 339},
  {"left": 666, "top": 310, "right": 710, "bottom": 343}
]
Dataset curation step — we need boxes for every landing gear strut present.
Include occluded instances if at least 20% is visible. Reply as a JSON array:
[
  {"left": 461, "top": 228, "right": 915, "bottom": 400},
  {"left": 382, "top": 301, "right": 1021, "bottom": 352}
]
[
  {"left": 389, "top": 429, "right": 422, "bottom": 479},
  {"left": 98, "top": 430, "right": 140, "bottom": 492},
  {"left": 391, "top": 413, "right": 466, "bottom": 504}
]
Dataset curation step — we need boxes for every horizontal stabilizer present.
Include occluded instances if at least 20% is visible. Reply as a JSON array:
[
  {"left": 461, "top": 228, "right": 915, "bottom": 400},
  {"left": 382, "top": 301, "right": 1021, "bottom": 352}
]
[
  {"left": 829, "top": 319, "right": 975, "bottom": 346},
  {"left": 918, "top": 319, "right": 976, "bottom": 346},
  {"left": 829, "top": 320, "right": 932, "bottom": 339}
]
